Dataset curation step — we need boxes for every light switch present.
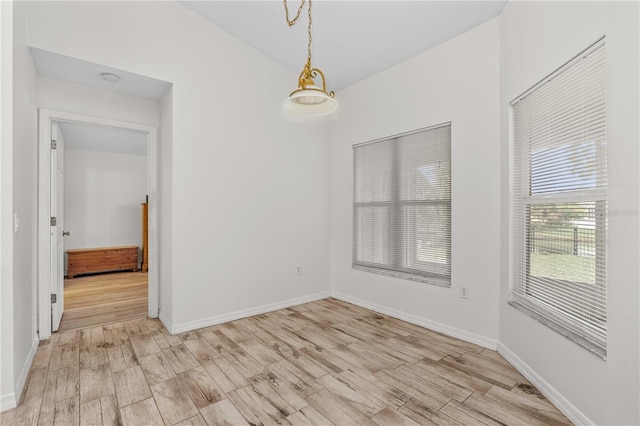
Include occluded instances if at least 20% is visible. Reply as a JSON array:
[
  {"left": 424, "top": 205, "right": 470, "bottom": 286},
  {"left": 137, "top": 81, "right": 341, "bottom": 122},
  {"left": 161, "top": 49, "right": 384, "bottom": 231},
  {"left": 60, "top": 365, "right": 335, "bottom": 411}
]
[{"left": 14, "top": 213, "right": 20, "bottom": 233}]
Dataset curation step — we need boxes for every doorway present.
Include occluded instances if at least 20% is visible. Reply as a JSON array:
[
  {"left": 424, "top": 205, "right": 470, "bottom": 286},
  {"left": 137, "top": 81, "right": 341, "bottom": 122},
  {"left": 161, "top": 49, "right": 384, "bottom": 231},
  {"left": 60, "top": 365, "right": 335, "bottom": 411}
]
[
  {"left": 38, "top": 109, "right": 159, "bottom": 339},
  {"left": 57, "top": 120, "right": 150, "bottom": 331}
]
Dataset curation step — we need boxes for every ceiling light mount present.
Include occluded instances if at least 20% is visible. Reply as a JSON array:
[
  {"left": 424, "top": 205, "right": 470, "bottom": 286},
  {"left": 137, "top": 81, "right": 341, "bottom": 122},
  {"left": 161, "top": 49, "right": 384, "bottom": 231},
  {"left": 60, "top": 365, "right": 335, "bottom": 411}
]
[
  {"left": 282, "top": 0, "right": 337, "bottom": 117},
  {"left": 100, "top": 72, "right": 120, "bottom": 83}
]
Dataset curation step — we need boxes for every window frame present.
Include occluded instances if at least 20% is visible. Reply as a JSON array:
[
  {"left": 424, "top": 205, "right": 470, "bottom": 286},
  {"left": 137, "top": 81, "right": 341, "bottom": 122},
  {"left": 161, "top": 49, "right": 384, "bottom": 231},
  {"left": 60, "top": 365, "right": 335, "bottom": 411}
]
[
  {"left": 352, "top": 122, "right": 452, "bottom": 286},
  {"left": 509, "top": 37, "right": 607, "bottom": 358}
]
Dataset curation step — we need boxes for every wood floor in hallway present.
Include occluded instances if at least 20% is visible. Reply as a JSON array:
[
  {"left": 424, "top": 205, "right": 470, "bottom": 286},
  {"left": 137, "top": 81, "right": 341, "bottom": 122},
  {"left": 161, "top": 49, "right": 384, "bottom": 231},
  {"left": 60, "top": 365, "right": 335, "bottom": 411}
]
[
  {"left": 58, "top": 271, "right": 148, "bottom": 332},
  {"left": 1, "top": 298, "right": 571, "bottom": 425}
]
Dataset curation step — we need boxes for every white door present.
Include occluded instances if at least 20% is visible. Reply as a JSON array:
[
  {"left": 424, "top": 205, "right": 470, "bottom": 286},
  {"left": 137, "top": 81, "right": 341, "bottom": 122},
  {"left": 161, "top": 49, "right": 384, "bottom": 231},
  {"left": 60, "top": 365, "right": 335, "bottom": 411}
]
[{"left": 50, "top": 122, "right": 65, "bottom": 331}]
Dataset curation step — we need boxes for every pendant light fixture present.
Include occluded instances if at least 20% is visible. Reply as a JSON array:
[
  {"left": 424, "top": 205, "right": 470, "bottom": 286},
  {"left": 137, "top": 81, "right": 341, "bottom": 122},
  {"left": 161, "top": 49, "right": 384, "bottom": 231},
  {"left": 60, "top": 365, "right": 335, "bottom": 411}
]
[{"left": 282, "top": 0, "right": 337, "bottom": 117}]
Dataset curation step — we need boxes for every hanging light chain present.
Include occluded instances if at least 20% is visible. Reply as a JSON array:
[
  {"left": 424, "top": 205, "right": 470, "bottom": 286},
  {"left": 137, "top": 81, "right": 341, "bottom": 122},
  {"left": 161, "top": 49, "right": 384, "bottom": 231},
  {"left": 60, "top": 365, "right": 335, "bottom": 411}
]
[
  {"left": 283, "top": 0, "right": 313, "bottom": 68},
  {"left": 283, "top": 0, "right": 334, "bottom": 103},
  {"left": 283, "top": 0, "right": 305, "bottom": 26},
  {"left": 306, "top": 0, "right": 312, "bottom": 67}
]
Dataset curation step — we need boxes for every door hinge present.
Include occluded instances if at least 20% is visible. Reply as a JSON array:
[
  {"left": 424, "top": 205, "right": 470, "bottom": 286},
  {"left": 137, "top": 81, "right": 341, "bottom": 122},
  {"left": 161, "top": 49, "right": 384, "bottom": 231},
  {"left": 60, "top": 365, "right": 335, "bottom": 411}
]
[
  {"left": 50, "top": 217, "right": 57, "bottom": 226},
  {"left": 51, "top": 140, "right": 57, "bottom": 149},
  {"left": 51, "top": 294, "right": 57, "bottom": 303}
]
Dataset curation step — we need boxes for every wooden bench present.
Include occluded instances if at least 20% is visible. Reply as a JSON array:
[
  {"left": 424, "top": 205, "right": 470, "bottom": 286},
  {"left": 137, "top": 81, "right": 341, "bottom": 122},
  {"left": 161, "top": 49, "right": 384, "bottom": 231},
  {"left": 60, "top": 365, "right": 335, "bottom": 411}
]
[{"left": 66, "top": 246, "right": 138, "bottom": 278}]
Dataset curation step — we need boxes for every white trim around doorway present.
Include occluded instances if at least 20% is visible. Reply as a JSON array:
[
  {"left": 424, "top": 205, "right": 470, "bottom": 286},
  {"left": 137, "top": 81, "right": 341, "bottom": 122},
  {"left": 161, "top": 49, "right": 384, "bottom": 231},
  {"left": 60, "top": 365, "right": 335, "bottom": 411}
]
[{"left": 38, "top": 109, "right": 159, "bottom": 340}]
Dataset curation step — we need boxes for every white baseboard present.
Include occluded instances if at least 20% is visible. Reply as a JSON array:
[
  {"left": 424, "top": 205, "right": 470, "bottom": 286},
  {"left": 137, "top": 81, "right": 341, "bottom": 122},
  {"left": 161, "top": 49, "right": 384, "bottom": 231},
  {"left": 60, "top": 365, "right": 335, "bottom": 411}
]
[
  {"left": 15, "top": 335, "right": 39, "bottom": 405},
  {"left": 331, "top": 291, "right": 498, "bottom": 350},
  {"left": 0, "top": 393, "right": 16, "bottom": 412},
  {"left": 1, "top": 334, "right": 38, "bottom": 412},
  {"left": 158, "top": 310, "right": 172, "bottom": 334},
  {"left": 497, "top": 342, "right": 593, "bottom": 426},
  {"left": 168, "top": 291, "right": 331, "bottom": 335}
]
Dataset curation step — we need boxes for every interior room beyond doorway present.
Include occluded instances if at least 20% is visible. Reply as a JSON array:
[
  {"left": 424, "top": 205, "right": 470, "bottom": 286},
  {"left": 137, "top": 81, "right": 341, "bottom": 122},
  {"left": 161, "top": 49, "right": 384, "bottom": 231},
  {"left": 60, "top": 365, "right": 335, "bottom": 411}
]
[{"left": 50, "top": 118, "right": 152, "bottom": 333}]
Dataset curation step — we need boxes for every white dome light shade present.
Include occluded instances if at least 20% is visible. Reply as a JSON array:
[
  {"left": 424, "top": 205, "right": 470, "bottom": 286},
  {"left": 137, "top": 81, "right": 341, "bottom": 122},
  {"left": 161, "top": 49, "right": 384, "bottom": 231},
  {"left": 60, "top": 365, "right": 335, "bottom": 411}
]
[
  {"left": 291, "top": 85, "right": 331, "bottom": 105},
  {"left": 283, "top": 86, "right": 338, "bottom": 117}
]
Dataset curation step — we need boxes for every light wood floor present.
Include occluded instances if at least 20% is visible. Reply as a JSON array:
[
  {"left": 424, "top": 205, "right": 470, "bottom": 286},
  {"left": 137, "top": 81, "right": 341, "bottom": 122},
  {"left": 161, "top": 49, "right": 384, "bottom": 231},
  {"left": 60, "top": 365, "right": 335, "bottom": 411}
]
[
  {"left": 2, "top": 298, "right": 571, "bottom": 425},
  {"left": 58, "top": 272, "right": 148, "bottom": 332}
]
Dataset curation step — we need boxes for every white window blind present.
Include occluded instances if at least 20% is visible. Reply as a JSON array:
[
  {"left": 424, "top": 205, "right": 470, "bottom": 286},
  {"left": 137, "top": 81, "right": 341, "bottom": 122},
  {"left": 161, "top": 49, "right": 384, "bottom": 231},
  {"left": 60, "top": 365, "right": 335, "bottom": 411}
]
[
  {"left": 511, "top": 38, "right": 607, "bottom": 356},
  {"left": 353, "top": 123, "right": 451, "bottom": 285}
]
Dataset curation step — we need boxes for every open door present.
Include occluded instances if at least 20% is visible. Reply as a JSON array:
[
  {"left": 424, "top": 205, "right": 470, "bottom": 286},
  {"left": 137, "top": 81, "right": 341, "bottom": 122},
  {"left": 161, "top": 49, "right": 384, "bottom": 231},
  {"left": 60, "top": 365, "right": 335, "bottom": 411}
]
[{"left": 50, "top": 122, "right": 65, "bottom": 331}]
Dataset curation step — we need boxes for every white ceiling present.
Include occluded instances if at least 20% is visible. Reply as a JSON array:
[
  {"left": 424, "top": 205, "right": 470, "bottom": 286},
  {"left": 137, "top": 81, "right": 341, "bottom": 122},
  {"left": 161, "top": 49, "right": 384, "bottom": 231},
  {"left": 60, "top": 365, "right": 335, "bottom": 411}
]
[
  {"left": 30, "top": 2, "right": 507, "bottom": 99},
  {"left": 30, "top": 47, "right": 171, "bottom": 100},
  {"left": 31, "top": 2, "right": 506, "bottom": 155},
  {"left": 58, "top": 122, "right": 148, "bottom": 157},
  {"left": 180, "top": 1, "right": 507, "bottom": 91}
]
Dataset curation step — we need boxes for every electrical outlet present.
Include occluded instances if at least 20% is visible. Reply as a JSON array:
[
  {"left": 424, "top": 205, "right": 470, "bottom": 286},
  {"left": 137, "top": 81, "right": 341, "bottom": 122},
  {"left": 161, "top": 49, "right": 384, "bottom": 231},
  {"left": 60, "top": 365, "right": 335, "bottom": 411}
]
[
  {"left": 460, "top": 287, "right": 469, "bottom": 299},
  {"left": 295, "top": 264, "right": 301, "bottom": 275},
  {"left": 14, "top": 213, "right": 20, "bottom": 233}
]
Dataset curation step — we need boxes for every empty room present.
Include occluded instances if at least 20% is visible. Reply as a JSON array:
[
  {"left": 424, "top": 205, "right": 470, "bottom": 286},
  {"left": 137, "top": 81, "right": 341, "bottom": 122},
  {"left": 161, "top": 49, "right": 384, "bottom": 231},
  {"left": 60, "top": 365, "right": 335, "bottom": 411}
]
[{"left": 1, "top": 1, "right": 638, "bottom": 425}]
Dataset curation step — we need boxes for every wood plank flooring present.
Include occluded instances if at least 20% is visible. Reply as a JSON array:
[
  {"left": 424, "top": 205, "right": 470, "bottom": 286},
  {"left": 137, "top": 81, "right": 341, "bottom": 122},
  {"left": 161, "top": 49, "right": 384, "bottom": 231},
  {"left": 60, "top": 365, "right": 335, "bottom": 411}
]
[
  {"left": 58, "top": 272, "right": 148, "bottom": 332},
  {"left": 1, "top": 299, "right": 572, "bottom": 425}
]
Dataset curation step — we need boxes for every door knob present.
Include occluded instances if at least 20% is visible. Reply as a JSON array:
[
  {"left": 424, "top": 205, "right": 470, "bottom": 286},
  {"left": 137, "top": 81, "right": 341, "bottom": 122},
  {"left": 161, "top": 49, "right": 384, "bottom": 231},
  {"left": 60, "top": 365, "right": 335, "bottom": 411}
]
[{"left": 62, "top": 231, "right": 70, "bottom": 236}]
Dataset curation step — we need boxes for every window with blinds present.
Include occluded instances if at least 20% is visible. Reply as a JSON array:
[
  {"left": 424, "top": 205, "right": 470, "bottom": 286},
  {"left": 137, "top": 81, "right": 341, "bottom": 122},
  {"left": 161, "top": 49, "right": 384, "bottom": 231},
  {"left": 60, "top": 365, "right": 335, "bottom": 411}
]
[
  {"left": 511, "top": 38, "right": 607, "bottom": 357},
  {"left": 353, "top": 123, "right": 451, "bottom": 286}
]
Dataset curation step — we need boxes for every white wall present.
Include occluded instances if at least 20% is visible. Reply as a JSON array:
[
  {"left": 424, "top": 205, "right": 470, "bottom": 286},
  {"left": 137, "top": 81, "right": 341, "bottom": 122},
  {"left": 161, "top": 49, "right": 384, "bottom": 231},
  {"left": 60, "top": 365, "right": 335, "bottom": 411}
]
[
  {"left": 27, "top": 1, "right": 332, "bottom": 330},
  {"left": 37, "top": 77, "right": 160, "bottom": 127},
  {"left": 0, "top": 0, "right": 39, "bottom": 410},
  {"left": 64, "top": 148, "right": 148, "bottom": 255},
  {"left": 499, "top": 2, "right": 639, "bottom": 425},
  {"left": 0, "top": 0, "right": 16, "bottom": 408},
  {"left": 330, "top": 18, "right": 502, "bottom": 347}
]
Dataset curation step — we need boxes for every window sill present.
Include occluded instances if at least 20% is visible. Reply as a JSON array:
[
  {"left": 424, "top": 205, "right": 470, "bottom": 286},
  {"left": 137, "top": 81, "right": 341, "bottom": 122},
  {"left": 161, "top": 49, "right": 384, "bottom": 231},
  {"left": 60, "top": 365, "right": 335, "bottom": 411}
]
[
  {"left": 508, "top": 300, "right": 607, "bottom": 360},
  {"left": 352, "top": 265, "right": 451, "bottom": 287}
]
